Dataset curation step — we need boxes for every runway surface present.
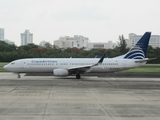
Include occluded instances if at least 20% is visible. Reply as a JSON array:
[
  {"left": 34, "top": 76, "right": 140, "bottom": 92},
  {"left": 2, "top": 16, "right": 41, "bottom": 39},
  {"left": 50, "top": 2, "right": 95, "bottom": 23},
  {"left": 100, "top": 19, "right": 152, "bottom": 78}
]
[{"left": 0, "top": 73, "right": 160, "bottom": 120}]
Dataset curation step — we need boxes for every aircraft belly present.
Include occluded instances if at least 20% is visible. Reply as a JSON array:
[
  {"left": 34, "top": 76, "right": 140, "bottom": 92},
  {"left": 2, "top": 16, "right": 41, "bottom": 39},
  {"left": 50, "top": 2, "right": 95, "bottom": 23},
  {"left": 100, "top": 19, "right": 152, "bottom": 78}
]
[{"left": 90, "top": 66, "right": 123, "bottom": 73}]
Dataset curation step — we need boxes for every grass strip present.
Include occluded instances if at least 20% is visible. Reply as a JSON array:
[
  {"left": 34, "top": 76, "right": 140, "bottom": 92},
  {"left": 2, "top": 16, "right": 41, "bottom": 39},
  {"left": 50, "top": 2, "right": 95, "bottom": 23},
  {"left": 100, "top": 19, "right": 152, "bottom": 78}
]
[
  {"left": 0, "top": 67, "right": 7, "bottom": 72},
  {"left": 145, "top": 64, "right": 160, "bottom": 66},
  {"left": 121, "top": 68, "right": 160, "bottom": 73}
]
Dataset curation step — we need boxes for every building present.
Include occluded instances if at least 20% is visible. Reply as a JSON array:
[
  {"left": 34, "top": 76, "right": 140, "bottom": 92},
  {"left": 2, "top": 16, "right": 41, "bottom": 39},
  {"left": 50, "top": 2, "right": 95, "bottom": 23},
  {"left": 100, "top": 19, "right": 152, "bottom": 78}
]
[
  {"left": 0, "top": 28, "right": 15, "bottom": 45},
  {"left": 54, "top": 35, "right": 89, "bottom": 49},
  {"left": 21, "top": 30, "right": 33, "bottom": 45},
  {"left": 2, "top": 39, "right": 15, "bottom": 45},
  {"left": 0, "top": 39, "right": 15, "bottom": 45},
  {"left": 0, "top": 28, "right": 4, "bottom": 40},
  {"left": 87, "top": 41, "right": 116, "bottom": 50},
  {"left": 126, "top": 33, "right": 160, "bottom": 48}
]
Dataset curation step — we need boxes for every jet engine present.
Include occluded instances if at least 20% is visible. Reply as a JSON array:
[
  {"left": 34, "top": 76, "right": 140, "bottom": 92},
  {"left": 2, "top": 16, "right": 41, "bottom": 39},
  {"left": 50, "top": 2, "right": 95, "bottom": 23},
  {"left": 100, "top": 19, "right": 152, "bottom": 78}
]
[{"left": 53, "top": 68, "right": 69, "bottom": 76}]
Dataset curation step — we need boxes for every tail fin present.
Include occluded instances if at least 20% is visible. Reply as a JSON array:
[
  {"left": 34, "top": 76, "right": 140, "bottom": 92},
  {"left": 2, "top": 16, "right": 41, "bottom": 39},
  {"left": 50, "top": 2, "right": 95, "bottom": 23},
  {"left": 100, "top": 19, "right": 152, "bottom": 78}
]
[{"left": 124, "top": 32, "right": 151, "bottom": 59}]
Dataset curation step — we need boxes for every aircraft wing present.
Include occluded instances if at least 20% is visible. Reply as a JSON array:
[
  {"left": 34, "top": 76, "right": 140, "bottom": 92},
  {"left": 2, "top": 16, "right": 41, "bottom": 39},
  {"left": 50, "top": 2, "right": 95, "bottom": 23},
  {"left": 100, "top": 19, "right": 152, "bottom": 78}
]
[
  {"left": 68, "top": 64, "right": 95, "bottom": 71},
  {"left": 68, "top": 54, "right": 106, "bottom": 71}
]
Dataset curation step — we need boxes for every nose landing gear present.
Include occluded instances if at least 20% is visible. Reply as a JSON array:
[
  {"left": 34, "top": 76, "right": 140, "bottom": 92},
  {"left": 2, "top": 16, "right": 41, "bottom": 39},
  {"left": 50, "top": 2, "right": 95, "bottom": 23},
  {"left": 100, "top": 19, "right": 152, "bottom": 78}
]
[
  {"left": 76, "top": 74, "right": 81, "bottom": 79},
  {"left": 17, "top": 74, "right": 21, "bottom": 78}
]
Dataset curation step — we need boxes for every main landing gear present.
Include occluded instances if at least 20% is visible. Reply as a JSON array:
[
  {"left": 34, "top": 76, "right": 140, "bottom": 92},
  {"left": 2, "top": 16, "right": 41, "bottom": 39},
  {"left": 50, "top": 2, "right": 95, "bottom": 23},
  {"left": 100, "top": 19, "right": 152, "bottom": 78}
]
[
  {"left": 17, "top": 74, "right": 21, "bottom": 78},
  {"left": 76, "top": 74, "right": 81, "bottom": 79}
]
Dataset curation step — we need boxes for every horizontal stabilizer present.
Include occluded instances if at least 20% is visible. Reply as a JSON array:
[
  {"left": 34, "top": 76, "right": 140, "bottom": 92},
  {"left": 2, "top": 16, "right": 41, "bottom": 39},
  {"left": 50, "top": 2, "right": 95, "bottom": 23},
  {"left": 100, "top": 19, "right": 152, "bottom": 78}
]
[{"left": 135, "top": 58, "right": 156, "bottom": 63}]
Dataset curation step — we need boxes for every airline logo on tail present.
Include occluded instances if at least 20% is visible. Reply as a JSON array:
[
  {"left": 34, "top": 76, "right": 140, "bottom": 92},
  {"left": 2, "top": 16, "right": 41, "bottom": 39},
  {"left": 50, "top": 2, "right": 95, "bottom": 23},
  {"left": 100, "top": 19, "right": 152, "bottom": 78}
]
[
  {"left": 124, "top": 46, "right": 145, "bottom": 59},
  {"left": 124, "top": 32, "right": 151, "bottom": 59}
]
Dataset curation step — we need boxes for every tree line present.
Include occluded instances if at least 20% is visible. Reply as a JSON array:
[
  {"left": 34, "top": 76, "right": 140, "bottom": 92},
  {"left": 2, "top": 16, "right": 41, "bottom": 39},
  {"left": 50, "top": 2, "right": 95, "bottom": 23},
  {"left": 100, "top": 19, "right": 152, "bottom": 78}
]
[{"left": 0, "top": 37, "right": 159, "bottom": 64}]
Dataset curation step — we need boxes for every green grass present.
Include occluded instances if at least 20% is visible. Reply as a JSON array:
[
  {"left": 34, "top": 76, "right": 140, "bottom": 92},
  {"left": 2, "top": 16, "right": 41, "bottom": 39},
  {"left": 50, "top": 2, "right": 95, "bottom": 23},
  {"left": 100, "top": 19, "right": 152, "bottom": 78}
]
[
  {"left": 121, "top": 68, "right": 160, "bottom": 73},
  {"left": 145, "top": 64, "right": 160, "bottom": 66},
  {"left": 0, "top": 66, "right": 7, "bottom": 72}
]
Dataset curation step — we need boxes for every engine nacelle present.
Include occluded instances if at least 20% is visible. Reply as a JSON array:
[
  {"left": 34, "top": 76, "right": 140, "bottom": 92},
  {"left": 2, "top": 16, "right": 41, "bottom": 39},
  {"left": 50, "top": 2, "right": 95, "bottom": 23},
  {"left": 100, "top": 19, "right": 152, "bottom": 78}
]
[{"left": 53, "top": 69, "right": 69, "bottom": 76}]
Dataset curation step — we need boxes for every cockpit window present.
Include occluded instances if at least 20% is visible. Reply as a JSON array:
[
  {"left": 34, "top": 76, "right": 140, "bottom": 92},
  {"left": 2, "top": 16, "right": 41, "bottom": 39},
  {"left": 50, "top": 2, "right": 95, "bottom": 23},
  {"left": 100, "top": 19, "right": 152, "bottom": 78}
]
[{"left": 11, "top": 62, "right": 15, "bottom": 65}]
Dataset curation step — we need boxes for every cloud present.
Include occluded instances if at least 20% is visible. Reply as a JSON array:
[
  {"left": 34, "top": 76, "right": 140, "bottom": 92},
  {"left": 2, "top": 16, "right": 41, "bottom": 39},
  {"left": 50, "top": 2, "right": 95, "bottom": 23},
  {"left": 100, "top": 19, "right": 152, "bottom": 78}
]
[{"left": 53, "top": 6, "right": 109, "bottom": 21}]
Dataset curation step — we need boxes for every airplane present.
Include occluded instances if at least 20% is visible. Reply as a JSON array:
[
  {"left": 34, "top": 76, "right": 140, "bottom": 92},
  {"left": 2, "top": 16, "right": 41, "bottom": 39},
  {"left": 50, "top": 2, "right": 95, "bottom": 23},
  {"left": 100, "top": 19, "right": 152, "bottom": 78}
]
[{"left": 3, "top": 32, "right": 155, "bottom": 79}]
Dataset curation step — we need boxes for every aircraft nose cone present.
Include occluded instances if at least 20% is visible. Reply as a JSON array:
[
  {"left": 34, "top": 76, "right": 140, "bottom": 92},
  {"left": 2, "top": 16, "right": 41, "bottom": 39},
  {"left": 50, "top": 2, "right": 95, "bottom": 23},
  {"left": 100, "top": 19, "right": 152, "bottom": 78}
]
[{"left": 3, "top": 65, "right": 9, "bottom": 71}]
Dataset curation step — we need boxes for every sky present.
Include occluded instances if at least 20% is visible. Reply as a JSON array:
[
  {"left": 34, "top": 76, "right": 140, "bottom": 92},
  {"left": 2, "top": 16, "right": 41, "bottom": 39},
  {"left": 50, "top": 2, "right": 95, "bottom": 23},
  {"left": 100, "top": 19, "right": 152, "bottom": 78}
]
[{"left": 0, "top": 0, "right": 160, "bottom": 46}]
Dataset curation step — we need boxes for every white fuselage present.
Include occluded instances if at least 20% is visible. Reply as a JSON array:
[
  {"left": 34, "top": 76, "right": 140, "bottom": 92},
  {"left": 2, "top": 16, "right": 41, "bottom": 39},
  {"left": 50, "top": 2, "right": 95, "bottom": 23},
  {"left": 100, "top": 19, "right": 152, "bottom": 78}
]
[{"left": 4, "top": 58, "right": 146, "bottom": 74}]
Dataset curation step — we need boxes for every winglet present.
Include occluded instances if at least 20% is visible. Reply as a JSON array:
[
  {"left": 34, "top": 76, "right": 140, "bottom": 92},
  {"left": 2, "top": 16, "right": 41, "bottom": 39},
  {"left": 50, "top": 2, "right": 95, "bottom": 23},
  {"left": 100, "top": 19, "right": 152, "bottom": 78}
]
[
  {"left": 93, "top": 54, "right": 106, "bottom": 66},
  {"left": 98, "top": 54, "right": 106, "bottom": 63},
  {"left": 94, "top": 55, "right": 98, "bottom": 58}
]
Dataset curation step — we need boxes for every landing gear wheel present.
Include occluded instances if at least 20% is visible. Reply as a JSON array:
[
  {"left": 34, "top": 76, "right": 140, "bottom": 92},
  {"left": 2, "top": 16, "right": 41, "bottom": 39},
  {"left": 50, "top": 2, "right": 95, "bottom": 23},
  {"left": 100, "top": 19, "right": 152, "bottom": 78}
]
[
  {"left": 76, "top": 74, "right": 81, "bottom": 79},
  {"left": 17, "top": 74, "right": 21, "bottom": 78}
]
